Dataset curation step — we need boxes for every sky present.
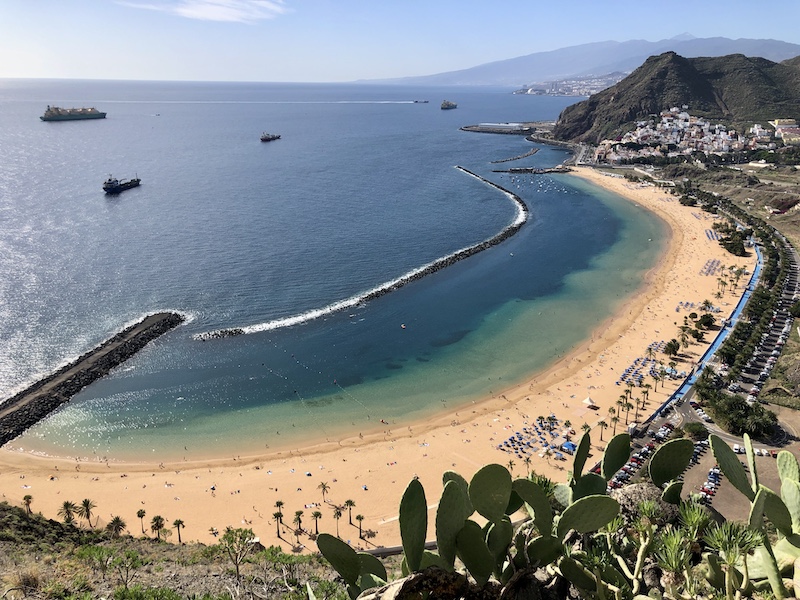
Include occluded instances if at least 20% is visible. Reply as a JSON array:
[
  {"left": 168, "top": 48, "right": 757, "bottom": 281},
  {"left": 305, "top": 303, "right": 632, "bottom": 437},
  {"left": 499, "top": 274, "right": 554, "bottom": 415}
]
[{"left": 1, "top": 0, "right": 800, "bottom": 83}]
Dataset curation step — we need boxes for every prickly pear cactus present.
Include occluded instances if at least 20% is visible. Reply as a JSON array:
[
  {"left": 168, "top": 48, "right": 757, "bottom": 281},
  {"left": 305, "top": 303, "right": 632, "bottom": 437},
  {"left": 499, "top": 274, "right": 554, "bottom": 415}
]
[{"left": 399, "top": 477, "right": 427, "bottom": 571}]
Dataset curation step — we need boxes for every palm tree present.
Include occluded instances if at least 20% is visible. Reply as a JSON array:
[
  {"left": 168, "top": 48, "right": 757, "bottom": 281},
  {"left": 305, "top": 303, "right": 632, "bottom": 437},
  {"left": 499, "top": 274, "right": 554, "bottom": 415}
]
[
  {"left": 58, "top": 500, "right": 78, "bottom": 524},
  {"left": 546, "top": 414, "right": 557, "bottom": 431},
  {"left": 173, "top": 519, "right": 185, "bottom": 544},
  {"left": 317, "top": 481, "right": 331, "bottom": 503},
  {"left": 507, "top": 459, "right": 515, "bottom": 475},
  {"left": 293, "top": 510, "right": 304, "bottom": 532},
  {"left": 581, "top": 423, "right": 591, "bottom": 435},
  {"left": 645, "top": 345, "right": 655, "bottom": 362},
  {"left": 273, "top": 512, "right": 284, "bottom": 538},
  {"left": 523, "top": 455, "right": 532, "bottom": 475},
  {"left": 22, "top": 494, "right": 33, "bottom": 516},
  {"left": 332, "top": 507, "right": 343, "bottom": 538},
  {"left": 356, "top": 514, "right": 364, "bottom": 539},
  {"left": 598, "top": 420, "right": 608, "bottom": 441},
  {"left": 150, "top": 514, "right": 165, "bottom": 540},
  {"left": 344, "top": 499, "right": 356, "bottom": 525},
  {"left": 106, "top": 515, "right": 127, "bottom": 538},
  {"left": 78, "top": 498, "right": 97, "bottom": 528},
  {"left": 611, "top": 415, "right": 620, "bottom": 436},
  {"left": 137, "top": 509, "right": 146, "bottom": 534},
  {"left": 624, "top": 402, "right": 634, "bottom": 425},
  {"left": 312, "top": 510, "right": 322, "bottom": 534}
]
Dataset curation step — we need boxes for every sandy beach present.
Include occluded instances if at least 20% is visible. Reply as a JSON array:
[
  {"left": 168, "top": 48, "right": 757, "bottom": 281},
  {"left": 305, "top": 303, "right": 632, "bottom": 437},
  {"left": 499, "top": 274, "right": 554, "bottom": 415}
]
[{"left": 0, "top": 166, "right": 756, "bottom": 552}]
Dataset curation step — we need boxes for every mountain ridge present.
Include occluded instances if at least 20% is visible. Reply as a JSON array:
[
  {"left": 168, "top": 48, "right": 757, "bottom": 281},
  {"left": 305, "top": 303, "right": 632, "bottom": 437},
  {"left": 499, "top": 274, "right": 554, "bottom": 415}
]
[{"left": 368, "top": 36, "right": 800, "bottom": 87}]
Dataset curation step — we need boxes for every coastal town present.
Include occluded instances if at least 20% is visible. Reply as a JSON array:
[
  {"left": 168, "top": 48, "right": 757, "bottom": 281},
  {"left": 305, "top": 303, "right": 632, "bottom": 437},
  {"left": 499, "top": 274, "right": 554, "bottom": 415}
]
[{"left": 593, "top": 107, "right": 800, "bottom": 163}]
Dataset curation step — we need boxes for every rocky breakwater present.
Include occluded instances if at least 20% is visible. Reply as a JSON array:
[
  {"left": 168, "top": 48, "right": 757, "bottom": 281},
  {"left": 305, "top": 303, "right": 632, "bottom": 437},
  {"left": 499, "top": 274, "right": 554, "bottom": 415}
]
[
  {"left": 199, "top": 168, "right": 528, "bottom": 340},
  {"left": 0, "top": 312, "right": 185, "bottom": 446}
]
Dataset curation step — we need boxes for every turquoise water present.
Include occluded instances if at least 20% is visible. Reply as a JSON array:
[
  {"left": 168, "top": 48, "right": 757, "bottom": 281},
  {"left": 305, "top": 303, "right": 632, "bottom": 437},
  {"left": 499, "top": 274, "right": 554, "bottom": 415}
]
[{"left": 0, "top": 81, "right": 664, "bottom": 461}]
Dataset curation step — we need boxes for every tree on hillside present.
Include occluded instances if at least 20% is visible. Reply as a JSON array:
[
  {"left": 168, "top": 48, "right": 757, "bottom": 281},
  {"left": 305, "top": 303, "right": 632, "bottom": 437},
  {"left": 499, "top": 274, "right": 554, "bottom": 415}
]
[
  {"left": 173, "top": 519, "right": 185, "bottom": 544},
  {"left": 219, "top": 527, "right": 257, "bottom": 582},
  {"left": 22, "top": 494, "right": 33, "bottom": 516},
  {"left": 136, "top": 509, "right": 146, "bottom": 534},
  {"left": 58, "top": 500, "right": 78, "bottom": 525},
  {"left": 78, "top": 498, "right": 97, "bottom": 529},
  {"left": 106, "top": 515, "right": 127, "bottom": 539},
  {"left": 150, "top": 515, "right": 165, "bottom": 541}
]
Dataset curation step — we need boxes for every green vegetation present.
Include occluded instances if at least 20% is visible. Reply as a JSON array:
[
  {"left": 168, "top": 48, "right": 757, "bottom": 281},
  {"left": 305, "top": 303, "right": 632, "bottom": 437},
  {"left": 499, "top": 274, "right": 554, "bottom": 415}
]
[
  {"left": 0, "top": 500, "right": 346, "bottom": 599},
  {"left": 317, "top": 432, "right": 800, "bottom": 600},
  {"left": 553, "top": 51, "right": 800, "bottom": 143}
]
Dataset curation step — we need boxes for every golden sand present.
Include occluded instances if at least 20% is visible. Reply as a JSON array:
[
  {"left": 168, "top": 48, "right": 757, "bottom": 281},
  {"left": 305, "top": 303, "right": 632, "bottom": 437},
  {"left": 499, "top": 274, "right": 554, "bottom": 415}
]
[{"left": 0, "top": 167, "right": 755, "bottom": 551}]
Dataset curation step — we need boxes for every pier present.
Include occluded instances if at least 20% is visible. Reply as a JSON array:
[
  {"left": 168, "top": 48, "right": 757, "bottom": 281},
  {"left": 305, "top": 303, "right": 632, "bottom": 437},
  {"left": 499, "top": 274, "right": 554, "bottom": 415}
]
[
  {"left": 492, "top": 166, "right": 572, "bottom": 174},
  {"left": 460, "top": 123, "right": 534, "bottom": 135},
  {"left": 0, "top": 312, "right": 185, "bottom": 446}
]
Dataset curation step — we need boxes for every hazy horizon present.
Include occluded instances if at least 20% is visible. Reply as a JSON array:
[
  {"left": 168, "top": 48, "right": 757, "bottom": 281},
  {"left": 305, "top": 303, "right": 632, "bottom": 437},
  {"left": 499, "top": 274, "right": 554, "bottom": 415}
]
[{"left": 2, "top": 1, "right": 800, "bottom": 83}]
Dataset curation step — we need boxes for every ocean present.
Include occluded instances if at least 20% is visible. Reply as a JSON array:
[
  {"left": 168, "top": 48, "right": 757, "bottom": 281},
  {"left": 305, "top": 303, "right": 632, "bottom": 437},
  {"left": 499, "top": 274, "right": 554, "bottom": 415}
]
[{"left": 0, "top": 80, "right": 665, "bottom": 461}]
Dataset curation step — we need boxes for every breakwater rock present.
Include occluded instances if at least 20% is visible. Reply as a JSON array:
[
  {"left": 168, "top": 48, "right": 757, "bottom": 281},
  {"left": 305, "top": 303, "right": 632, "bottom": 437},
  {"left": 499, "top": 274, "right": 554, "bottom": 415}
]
[
  {"left": 492, "top": 166, "right": 572, "bottom": 174},
  {"left": 195, "top": 168, "right": 528, "bottom": 340},
  {"left": 0, "top": 312, "right": 185, "bottom": 446}
]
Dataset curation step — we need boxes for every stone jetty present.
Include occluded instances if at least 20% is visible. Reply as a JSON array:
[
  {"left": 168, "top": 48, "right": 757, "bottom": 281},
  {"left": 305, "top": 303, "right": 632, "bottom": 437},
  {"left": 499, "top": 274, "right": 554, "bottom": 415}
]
[
  {"left": 492, "top": 166, "right": 572, "bottom": 174},
  {"left": 199, "top": 169, "right": 529, "bottom": 340},
  {"left": 0, "top": 312, "right": 185, "bottom": 446}
]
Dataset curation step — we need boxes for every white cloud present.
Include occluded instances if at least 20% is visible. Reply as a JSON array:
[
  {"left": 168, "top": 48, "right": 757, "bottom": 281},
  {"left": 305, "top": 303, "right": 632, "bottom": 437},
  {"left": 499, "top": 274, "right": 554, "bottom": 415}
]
[{"left": 119, "top": 0, "right": 289, "bottom": 23}]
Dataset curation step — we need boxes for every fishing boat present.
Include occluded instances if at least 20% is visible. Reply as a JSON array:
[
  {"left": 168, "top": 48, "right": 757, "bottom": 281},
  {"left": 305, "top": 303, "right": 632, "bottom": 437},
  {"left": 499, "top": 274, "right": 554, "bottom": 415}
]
[
  {"left": 103, "top": 175, "right": 141, "bottom": 194},
  {"left": 260, "top": 132, "right": 281, "bottom": 142},
  {"left": 441, "top": 100, "right": 457, "bottom": 110}
]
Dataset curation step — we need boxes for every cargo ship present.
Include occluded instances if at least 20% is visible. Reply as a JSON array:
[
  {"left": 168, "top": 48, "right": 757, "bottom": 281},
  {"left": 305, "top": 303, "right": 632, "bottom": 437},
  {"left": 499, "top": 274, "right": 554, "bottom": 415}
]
[
  {"left": 260, "top": 132, "right": 281, "bottom": 142},
  {"left": 41, "top": 106, "right": 107, "bottom": 121},
  {"left": 441, "top": 100, "right": 457, "bottom": 110},
  {"left": 103, "top": 175, "right": 141, "bottom": 194}
]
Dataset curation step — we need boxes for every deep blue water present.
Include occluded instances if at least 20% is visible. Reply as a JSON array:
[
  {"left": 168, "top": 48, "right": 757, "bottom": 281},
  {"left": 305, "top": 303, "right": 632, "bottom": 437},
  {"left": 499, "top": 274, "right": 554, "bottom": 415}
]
[{"left": 0, "top": 80, "right": 664, "bottom": 459}]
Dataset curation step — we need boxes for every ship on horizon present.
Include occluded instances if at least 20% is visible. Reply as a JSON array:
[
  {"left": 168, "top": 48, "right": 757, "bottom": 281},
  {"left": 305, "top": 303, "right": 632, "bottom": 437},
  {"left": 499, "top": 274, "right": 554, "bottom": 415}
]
[
  {"left": 441, "top": 100, "right": 457, "bottom": 110},
  {"left": 41, "top": 106, "right": 107, "bottom": 121}
]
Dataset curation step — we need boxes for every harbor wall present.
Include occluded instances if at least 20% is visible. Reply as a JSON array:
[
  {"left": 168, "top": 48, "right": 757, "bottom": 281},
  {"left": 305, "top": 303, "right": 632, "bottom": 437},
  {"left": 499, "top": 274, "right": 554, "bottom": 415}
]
[{"left": 0, "top": 312, "right": 185, "bottom": 446}]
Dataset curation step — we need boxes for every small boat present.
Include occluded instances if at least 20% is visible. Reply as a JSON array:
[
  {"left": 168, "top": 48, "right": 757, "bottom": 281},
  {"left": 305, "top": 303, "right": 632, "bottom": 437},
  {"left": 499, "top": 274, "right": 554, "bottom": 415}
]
[
  {"left": 103, "top": 175, "right": 141, "bottom": 194},
  {"left": 413, "top": 100, "right": 429, "bottom": 104},
  {"left": 260, "top": 132, "right": 281, "bottom": 142},
  {"left": 441, "top": 100, "right": 457, "bottom": 110}
]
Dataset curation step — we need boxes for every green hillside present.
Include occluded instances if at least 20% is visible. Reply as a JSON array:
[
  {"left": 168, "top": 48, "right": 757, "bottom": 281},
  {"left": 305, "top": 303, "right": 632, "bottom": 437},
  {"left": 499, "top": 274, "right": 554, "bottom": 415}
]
[{"left": 553, "top": 51, "right": 800, "bottom": 143}]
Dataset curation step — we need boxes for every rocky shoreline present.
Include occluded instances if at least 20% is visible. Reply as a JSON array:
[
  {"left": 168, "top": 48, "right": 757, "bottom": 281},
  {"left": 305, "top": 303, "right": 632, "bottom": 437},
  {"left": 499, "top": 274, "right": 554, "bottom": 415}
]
[{"left": 0, "top": 312, "right": 185, "bottom": 446}]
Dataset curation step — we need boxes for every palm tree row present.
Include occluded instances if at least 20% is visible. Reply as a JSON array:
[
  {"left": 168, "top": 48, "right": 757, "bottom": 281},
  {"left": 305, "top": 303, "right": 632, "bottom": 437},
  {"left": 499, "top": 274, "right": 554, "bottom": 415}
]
[
  {"left": 272, "top": 484, "right": 366, "bottom": 544},
  {"left": 47, "top": 499, "right": 185, "bottom": 544}
]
